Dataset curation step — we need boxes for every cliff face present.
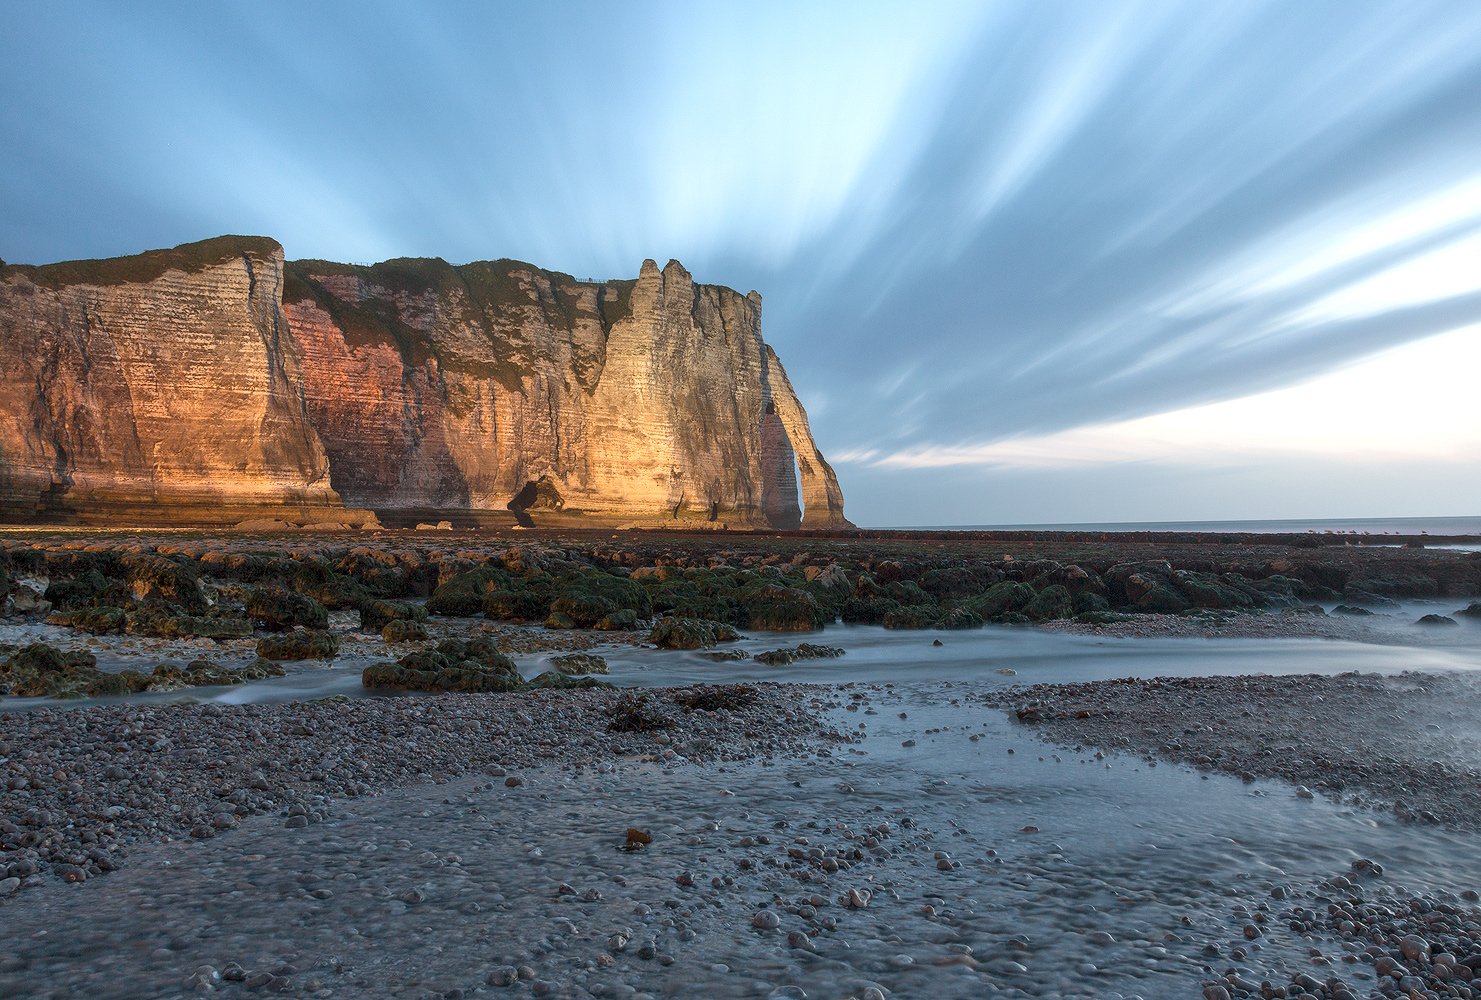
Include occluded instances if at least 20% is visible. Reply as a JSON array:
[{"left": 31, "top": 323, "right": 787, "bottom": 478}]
[
  {"left": 0, "top": 236, "right": 850, "bottom": 529},
  {"left": 0, "top": 238, "right": 341, "bottom": 520}
]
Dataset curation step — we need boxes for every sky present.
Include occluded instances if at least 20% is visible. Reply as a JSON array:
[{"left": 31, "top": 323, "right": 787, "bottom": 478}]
[{"left": 3, "top": 1, "right": 1480, "bottom": 526}]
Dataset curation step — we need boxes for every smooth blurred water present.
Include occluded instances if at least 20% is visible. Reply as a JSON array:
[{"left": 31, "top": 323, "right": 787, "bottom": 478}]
[
  {"left": 4, "top": 597, "right": 1479, "bottom": 712},
  {"left": 885, "top": 515, "right": 1481, "bottom": 536}
]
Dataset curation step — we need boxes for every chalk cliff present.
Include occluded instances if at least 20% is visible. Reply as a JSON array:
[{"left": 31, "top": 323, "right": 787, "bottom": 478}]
[
  {"left": 0, "top": 236, "right": 850, "bottom": 529},
  {"left": 0, "top": 238, "right": 348, "bottom": 523}
]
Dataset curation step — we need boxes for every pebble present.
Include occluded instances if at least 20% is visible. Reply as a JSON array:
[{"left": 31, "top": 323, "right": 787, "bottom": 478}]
[
  {"left": 752, "top": 910, "right": 780, "bottom": 930},
  {"left": 786, "top": 930, "right": 814, "bottom": 951}
]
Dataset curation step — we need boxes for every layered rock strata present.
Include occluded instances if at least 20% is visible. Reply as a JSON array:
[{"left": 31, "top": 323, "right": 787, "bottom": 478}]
[
  {"left": 0, "top": 238, "right": 351, "bottom": 523},
  {"left": 0, "top": 236, "right": 850, "bottom": 528}
]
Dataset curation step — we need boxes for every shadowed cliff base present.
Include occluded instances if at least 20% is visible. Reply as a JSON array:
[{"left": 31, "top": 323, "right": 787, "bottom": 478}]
[{"left": 0, "top": 237, "right": 852, "bottom": 530}]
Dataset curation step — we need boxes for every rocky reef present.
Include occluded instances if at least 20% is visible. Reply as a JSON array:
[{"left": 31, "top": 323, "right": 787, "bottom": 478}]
[{"left": 0, "top": 237, "right": 849, "bottom": 529}]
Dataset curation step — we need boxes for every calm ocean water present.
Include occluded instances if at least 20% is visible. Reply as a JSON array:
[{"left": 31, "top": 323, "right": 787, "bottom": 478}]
[{"left": 887, "top": 515, "right": 1481, "bottom": 535}]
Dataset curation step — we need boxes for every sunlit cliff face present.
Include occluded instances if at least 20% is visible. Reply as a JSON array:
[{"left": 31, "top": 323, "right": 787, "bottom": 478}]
[{"left": 3, "top": 0, "right": 1480, "bottom": 524}]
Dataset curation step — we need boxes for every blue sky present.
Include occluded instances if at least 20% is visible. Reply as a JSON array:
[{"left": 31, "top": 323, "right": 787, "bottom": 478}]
[{"left": 4, "top": 1, "right": 1480, "bottom": 525}]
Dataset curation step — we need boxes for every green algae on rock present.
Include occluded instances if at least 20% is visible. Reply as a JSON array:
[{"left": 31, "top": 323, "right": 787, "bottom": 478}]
[
  {"left": 649, "top": 617, "right": 742, "bottom": 650},
  {"left": 245, "top": 585, "right": 329, "bottom": 630},
  {"left": 255, "top": 628, "right": 339, "bottom": 661},
  {"left": 0, "top": 643, "right": 285, "bottom": 699},
  {"left": 549, "top": 653, "right": 609, "bottom": 675},
  {"left": 754, "top": 643, "right": 845, "bottom": 666},
  {"left": 361, "top": 638, "right": 524, "bottom": 693}
]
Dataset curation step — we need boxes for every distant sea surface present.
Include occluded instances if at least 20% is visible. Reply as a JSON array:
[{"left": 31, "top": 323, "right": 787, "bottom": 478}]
[{"left": 883, "top": 516, "right": 1481, "bottom": 536}]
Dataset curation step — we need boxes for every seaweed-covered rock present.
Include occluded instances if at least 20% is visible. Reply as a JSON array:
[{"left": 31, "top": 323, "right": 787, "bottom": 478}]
[
  {"left": 1417, "top": 614, "right": 1458, "bottom": 626},
  {"left": 255, "top": 628, "right": 339, "bottom": 661},
  {"left": 427, "top": 566, "right": 512, "bottom": 616},
  {"left": 754, "top": 643, "right": 845, "bottom": 666},
  {"left": 47, "top": 606, "right": 130, "bottom": 634},
  {"left": 970, "top": 581, "right": 1035, "bottom": 619},
  {"left": 127, "top": 608, "right": 253, "bottom": 641},
  {"left": 121, "top": 555, "right": 206, "bottom": 612},
  {"left": 335, "top": 547, "right": 414, "bottom": 597},
  {"left": 881, "top": 579, "right": 933, "bottom": 606},
  {"left": 289, "top": 560, "right": 374, "bottom": 609},
  {"left": 550, "top": 572, "right": 652, "bottom": 627},
  {"left": 803, "top": 563, "right": 851, "bottom": 592},
  {"left": 649, "top": 617, "right": 741, "bottom": 650},
  {"left": 917, "top": 566, "right": 985, "bottom": 601},
  {"left": 1342, "top": 588, "right": 1401, "bottom": 608},
  {"left": 43, "top": 570, "right": 119, "bottom": 611},
  {"left": 1134, "top": 584, "right": 1190, "bottom": 614},
  {"left": 522, "top": 672, "right": 612, "bottom": 690},
  {"left": 545, "top": 611, "right": 577, "bottom": 629},
  {"left": 0, "top": 643, "right": 108, "bottom": 698},
  {"left": 361, "top": 637, "right": 523, "bottom": 692},
  {"left": 50, "top": 603, "right": 254, "bottom": 641},
  {"left": 594, "top": 608, "right": 639, "bottom": 631},
  {"left": 548, "top": 592, "right": 617, "bottom": 628},
  {"left": 647, "top": 588, "right": 741, "bottom": 625},
  {"left": 1172, "top": 570, "right": 1258, "bottom": 610},
  {"left": 1041, "top": 563, "right": 1101, "bottom": 596},
  {"left": 84, "top": 670, "right": 150, "bottom": 697},
  {"left": 937, "top": 606, "right": 985, "bottom": 630},
  {"left": 1072, "top": 591, "right": 1112, "bottom": 616},
  {"left": 382, "top": 619, "right": 429, "bottom": 643},
  {"left": 1456, "top": 601, "right": 1481, "bottom": 618},
  {"left": 549, "top": 653, "right": 609, "bottom": 675},
  {"left": 840, "top": 596, "right": 900, "bottom": 625},
  {"left": 359, "top": 599, "right": 428, "bottom": 633},
  {"left": 882, "top": 605, "right": 941, "bottom": 630},
  {"left": 483, "top": 586, "right": 551, "bottom": 621},
  {"left": 1105, "top": 561, "right": 1175, "bottom": 604},
  {"left": 147, "top": 657, "right": 285, "bottom": 691},
  {"left": 742, "top": 584, "right": 827, "bottom": 631},
  {"left": 7, "top": 582, "right": 51, "bottom": 617},
  {"left": 701, "top": 649, "right": 751, "bottom": 662},
  {"left": 0, "top": 642, "right": 287, "bottom": 699},
  {"left": 1022, "top": 584, "right": 1074, "bottom": 621},
  {"left": 245, "top": 586, "right": 328, "bottom": 631},
  {"left": 1346, "top": 573, "right": 1441, "bottom": 599}
]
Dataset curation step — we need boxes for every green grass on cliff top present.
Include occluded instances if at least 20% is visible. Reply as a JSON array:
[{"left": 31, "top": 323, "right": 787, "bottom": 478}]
[{"left": 0, "top": 236, "right": 283, "bottom": 289}]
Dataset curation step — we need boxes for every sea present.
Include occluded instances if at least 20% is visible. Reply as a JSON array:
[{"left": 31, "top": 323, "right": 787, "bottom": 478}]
[{"left": 887, "top": 515, "right": 1481, "bottom": 536}]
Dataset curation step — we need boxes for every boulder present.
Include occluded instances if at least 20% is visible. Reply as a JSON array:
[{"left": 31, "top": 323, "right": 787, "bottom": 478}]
[
  {"left": 754, "top": 643, "right": 845, "bottom": 666},
  {"left": 245, "top": 585, "right": 328, "bottom": 631},
  {"left": 362, "top": 638, "right": 523, "bottom": 692},
  {"left": 649, "top": 617, "right": 741, "bottom": 650},
  {"left": 359, "top": 599, "right": 428, "bottom": 633},
  {"left": 549, "top": 653, "right": 609, "bottom": 675},
  {"left": 382, "top": 619, "right": 429, "bottom": 643},
  {"left": 256, "top": 628, "right": 339, "bottom": 661}
]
